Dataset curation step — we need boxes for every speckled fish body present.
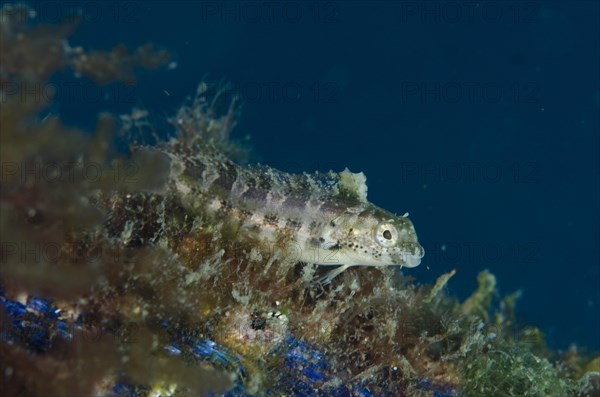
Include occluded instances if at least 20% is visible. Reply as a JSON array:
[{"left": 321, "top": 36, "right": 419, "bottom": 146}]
[{"left": 165, "top": 142, "right": 424, "bottom": 274}]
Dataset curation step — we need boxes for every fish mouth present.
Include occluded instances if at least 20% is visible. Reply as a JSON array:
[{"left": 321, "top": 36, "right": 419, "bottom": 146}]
[
  {"left": 393, "top": 242, "right": 425, "bottom": 268},
  {"left": 403, "top": 253, "right": 422, "bottom": 268}
]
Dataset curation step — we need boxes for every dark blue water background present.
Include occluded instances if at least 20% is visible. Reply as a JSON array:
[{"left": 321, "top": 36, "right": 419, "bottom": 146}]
[{"left": 20, "top": 0, "right": 599, "bottom": 351}]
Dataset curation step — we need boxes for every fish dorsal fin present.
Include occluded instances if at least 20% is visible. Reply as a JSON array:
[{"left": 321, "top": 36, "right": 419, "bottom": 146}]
[{"left": 338, "top": 168, "right": 368, "bottom": 203}]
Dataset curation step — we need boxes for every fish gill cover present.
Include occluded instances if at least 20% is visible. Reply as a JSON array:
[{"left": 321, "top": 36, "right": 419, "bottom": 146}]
[{"left": 0, "top": 4, "right": 598, "bottom": 397}]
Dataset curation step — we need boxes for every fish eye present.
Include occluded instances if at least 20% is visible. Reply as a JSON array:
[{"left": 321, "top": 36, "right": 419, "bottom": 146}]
[{"left": 375, "top": 223, "right": 398, "bottom": 247}]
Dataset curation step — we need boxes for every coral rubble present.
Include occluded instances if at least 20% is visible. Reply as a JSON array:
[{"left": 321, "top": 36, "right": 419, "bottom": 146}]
[{"left": 0, "top": 4, "right": 598, "bottom": 397}]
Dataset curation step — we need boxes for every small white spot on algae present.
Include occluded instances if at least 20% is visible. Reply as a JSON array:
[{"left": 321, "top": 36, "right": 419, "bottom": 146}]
[
  {"left": 231, "top": 288, "right": 250, "bottom": 305},
  {"left": 249, "top": 247, "right": 262, "bottom": 262},
  {"left": 175, "top": 180, "right": 191, "bottom": 195},
  {"left": 302, "top": 263, "right": 317, "bottom": 283},
  {"left": 121, "top": 221, "right": 134, "bottom": 244},
  {"left": 185, "top": 272, "right": 201, "bottom": 285}
]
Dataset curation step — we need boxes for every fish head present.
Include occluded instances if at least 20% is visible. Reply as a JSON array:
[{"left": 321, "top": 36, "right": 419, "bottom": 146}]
[{"left": 321, "top": 204, "right": 424, "bottom": 268}]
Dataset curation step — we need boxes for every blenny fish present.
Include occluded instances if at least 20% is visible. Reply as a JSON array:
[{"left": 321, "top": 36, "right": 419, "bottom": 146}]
[{"left": 158, "top": 133, "right": 425, "bottom": 283}]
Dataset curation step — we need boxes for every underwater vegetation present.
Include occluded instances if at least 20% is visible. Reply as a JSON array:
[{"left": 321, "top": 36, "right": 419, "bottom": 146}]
[{"left": 0, "top": 4, "right": 599, "bottom": 397}]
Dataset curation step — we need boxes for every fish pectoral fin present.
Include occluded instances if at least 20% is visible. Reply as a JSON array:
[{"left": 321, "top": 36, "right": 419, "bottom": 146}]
[{"left": 311, "top": 264, "right": 351, "bottom": 286}]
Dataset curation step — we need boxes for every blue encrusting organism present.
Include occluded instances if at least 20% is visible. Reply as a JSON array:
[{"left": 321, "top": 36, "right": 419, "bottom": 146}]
[
  {"left": 0, "top": 292, "right": 72, "bottom": 353},
  {"left": 1, "top": 292, "right": 469, "bottom": 396}
]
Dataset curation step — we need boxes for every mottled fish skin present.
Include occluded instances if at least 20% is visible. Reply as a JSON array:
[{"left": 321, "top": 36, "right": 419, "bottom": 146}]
[{"left": 164, "top": 141, "right": 424, "bottom": 275}]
